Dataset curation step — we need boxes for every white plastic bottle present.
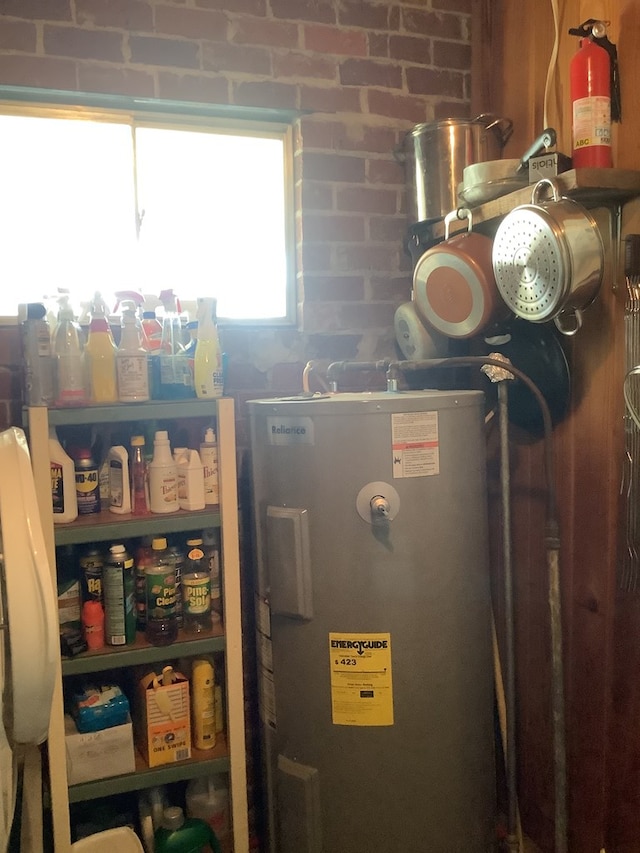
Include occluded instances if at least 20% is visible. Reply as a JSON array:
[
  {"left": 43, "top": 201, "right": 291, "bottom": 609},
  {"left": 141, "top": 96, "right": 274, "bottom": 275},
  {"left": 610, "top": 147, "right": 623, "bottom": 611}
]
[
  {"left": 52, "top": 296, "right": 87, "bottom": 407},
  {"left": 178, "top": 449, "right": 205, "bottom": 512},
  {"left": 49, "top": 428, "right": 78, "bottom": 523},
  {"left": 21, "top": 302, "right": 54, "bottom": 406},
  {"left": 194, "top": 297, "right": 224, "bottom": 399},
  {"left": 185, "top": 774, "right": 229, "bottom": 840},
  {"left": 200, "top": 428, "right": 219, "bottom": 507},
  {"left": 148, "top": 430, "right": 179, "bottom": 514},
  {"left": 108, "top": 445, "right": 131, "bottom": 514},
  {"left": 116, "top": 307, "right": 150, "bottom": 402}
]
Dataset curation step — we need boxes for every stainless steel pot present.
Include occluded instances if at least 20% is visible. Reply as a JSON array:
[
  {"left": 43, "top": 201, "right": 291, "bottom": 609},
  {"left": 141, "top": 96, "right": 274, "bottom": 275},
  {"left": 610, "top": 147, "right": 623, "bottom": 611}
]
[
  {"left": 395, "top": 114, "right": 513, "bottom": 224},
  {"left": 491, "top": 178, "right": 604, "bottom": 335}
]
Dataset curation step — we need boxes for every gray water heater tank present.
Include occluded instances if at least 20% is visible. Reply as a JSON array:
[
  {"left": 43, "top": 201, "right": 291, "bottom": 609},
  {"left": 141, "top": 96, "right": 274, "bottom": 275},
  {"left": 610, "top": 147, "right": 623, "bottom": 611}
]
[{"left": 249, "top": 390, "right": 496, "bottom": 853}]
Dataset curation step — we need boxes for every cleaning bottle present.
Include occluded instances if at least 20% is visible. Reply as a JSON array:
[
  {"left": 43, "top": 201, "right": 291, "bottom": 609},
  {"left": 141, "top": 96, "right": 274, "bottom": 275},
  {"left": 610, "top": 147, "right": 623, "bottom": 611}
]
[
  {"left": 21, "top": 302, "right": 54, "bottom": 406},
  {"left": 130, "top": 434, "right": 150, "bottom": 516},
  {"left": 154, "top": 806, "right": 221, "bottom": 853},
  {"left": 116, "top": 307, "right": 150, "bottom": 402},
  {"left": 108, "top": 445, "right": 131, "bottom": 514},
  {"left": 200, "top": 428, "right": 219, "bottom": 507},
  {"left": 103, "top": 543, "right": 136, "bottom": 646},
  {"left": 148, "top": 430, "right": 179, "bottom": 514},
  {"left": 142, "top": 309, "right": 163, "bottom": 351},
  {"left": 183, "top": 538, "right": 211, "bottom": 634},
  {"left": 52, "top": 295, "right": 87, "bottom": 407},
  {"left": 186, "top": 775, "right": 230, "bottom": 840},
  {"left": 85, "top": 291, "right": 117, "bottom": 403},
  {"left": 177, "top": 448, "right": 205, "bottom": 512},
  {"left": 156, "top": 289, "right": 194, "bottom": 400},
  {"left": 49, "top": 427, "right": 78, "bottom": 523},
  {"left": 194, "top": 298, "right": 224, "bottom": 399},
  {"left": 145, "top": 536, "right": 178, "bottom": 646},
  {"left": 190, "top": 657, "right": 216, "bottom": 750}
]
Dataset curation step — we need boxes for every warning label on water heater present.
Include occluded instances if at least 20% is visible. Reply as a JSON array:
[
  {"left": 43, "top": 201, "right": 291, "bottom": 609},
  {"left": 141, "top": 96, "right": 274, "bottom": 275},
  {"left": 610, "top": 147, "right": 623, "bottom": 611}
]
[
  {"left": 391, "top": 410, "right": 439, "bottom": 477},
  {"left": 329, "top": 632, "right": 394, "bottom": 726}
]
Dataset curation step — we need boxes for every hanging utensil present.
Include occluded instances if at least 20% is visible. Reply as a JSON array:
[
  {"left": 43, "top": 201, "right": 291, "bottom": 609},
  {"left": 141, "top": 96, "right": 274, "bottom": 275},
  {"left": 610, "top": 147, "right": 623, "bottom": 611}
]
[
  {"left": 491, "top": 178, "right": 604, "bottom": 336},
  {"left": 413, "top": 208, "right": 509, "bottom": 339}
]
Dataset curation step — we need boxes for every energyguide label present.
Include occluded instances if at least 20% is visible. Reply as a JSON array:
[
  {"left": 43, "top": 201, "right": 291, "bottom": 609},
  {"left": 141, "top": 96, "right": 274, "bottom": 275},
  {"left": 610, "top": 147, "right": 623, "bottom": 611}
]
[{"left": 329, "top": 632, "right": 394, "bottom": 726}]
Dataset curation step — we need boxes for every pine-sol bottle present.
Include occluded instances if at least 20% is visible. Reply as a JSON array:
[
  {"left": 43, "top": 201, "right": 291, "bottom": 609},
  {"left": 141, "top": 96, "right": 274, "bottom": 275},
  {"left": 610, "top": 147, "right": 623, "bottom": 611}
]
[{"left": 145, "top": 537, "right": 178, "bottom": 646}]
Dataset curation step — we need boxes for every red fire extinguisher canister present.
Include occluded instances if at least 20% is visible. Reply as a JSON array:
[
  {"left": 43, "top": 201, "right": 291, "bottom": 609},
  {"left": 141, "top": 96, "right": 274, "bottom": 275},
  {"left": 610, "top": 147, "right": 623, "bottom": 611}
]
[{"left": 568, "top": 19, "right": 621, "bottom": 169}]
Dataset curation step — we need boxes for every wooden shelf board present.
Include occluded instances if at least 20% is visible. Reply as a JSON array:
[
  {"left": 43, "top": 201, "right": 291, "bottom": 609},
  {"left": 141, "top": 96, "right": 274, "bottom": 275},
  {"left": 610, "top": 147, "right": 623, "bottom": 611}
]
[
  {"left": 24, "top": 399, "right": 222, "bottom": 427},
  {"left": 53, "top": 506, "right": 220, "bottom": 545}
]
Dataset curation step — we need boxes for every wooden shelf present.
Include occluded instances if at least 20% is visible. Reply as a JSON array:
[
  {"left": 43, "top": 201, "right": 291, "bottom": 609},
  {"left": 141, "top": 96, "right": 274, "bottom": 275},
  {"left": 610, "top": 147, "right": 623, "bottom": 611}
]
[
  {"left": 61, "top": 624, "right": 225, "bottom": 676},
  {"left": 53, "top": 506, "right": 220, "bottom": 546},
  {"left": 430, "top": 167, "right": 640, "bottom": 240},
  {"left": 67, "top": 736, "right": 230, "bottom": 803},
  {"left": 24, "top": 398, "right": 221, "bottom": 427}
]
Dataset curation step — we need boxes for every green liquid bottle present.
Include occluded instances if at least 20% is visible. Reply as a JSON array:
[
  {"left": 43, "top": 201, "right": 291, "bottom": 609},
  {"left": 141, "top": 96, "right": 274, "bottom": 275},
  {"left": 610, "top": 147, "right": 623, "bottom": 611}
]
[{"left": 154, "top": 806, "right": 221, "bottom": 853}]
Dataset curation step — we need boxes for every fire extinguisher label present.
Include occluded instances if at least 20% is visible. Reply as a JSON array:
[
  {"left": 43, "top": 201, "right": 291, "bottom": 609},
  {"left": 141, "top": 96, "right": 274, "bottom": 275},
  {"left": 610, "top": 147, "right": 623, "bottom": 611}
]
[
  {"left": 572, "top": 95, "right": 611, "bottom": 149},
  {"left": 391, "top": 410, "right": 439, "bottom": 477},
  {"left": 329, "top": 632, "right": 394, "bottom": 726}
]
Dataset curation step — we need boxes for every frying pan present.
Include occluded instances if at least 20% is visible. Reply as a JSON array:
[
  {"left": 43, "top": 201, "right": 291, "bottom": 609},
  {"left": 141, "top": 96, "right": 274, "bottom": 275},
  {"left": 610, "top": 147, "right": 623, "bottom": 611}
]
[
  {"left": 413, "top": 208, "right": 509, "bottom": 339},
  {"left": 480, "top": 319, "right": 571, "bottom": 435}
]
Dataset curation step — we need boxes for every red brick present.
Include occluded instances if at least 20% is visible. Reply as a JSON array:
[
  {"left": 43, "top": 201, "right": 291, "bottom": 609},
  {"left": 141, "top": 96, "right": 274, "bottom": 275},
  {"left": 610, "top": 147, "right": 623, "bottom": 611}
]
[
  {"left": 402, "top": 8, "right": 465, "bottom": 40},
  {"left": 335, "top": 244, "right": 399, "bottom": 272},
  {"left": 0, "top": 327, "right": 21, "bottom": 369},
  {"left": 232, "top": 79, "right": 297, "bottom": 110},
  {"left": 389, "top": 35, "right": 431, "bottom": 64},
  {"left": 0, "top": 54, "right": 77, "bottom": 89},
  {"left": 75, "top": 0, "right": 153, "bottom": 30},
  {"left": 44, "top": 25, "right": 124, "bottom": 61},
  {"left": 368, "top": 33, "right": 388, "bottom": 58},
  {"left": 367, "top": 89, "right": 431, "bottom": 123},
  {"left": 157, "top": 71, "right": 230, "bottom": 103},
  {"left": 273, "top": 51, "right": 336, "bottom": 82},
  {"left": 300, "top": 333, "right": 361, "bottom": 360},
  {"left": 0, "top": 367, "right": 20, "bottom": 399},
  {"left": 129, "top": 35, "right": 199, "bottom": 68},
  {"left": 195, "top": 0, "right": 266, "bottom": 13},
  {"left": 433, "top": 0, "right": 472, "bottom": 13},
  {"left": 298, "top": 302, "right": 344, "bottom": 332},
  {"left": 370, "top": 275, "right": 411, "bottom": 301},
  {"left": 302, "top": 151, "right": 366, "bottom": 183},
  {"left": 202, "top": 42, "right": 271, "bottom": 75},
  {"left": 302, "top": 213, "right": 365, "bottom": 243},
  {"left": 406, "top": 66, "right": 465, "bottom": 99},
  {"left": 298, "top": 84, "right": 361, "bottom": 114},
  {"left": 270, "top": 0, "right": 335, "bottom": 24},
  {"left": 369, "top": 215, "right": 407, "bottom": 242},
  {"left": 339, "top": 1, "right": 396, "bottom": 31},
  {"left": 78, "top": 64, "right": 155, "bottom": 97},
  {"left": 229, "top": 18, "right": 299, "bottom": 49},
  {"left": 304, "top": 24, "right": 366, "bottom": 57},
  {"left": 340, "top": 301, "right": 397, "bottom": 329},
  {"left": 299, "top": 241, "right": 332, "bottom": 272},
  {"left": 339, "top": 58, "right": 402, "bottom": 89},
  {"left": 433, "top": 39, "right": 471, "bottom": 70},
  {"left": 155, "top": 6, "right": 228, "bottom": 41},
  {"left": 368, "top": 157, "right": 405, "bottom": 185},
  {"left": 303, "top": 276, "right": 365, "bottom": 301},
  {"left": 297, "top": 180, "right": 334, "bottom": 210},
  {"left": 336, "top": 186, "right": 397, "bottom": 214},
  {"left": 0, "top": 0, "right": 71, "bottom": 20},
  {"left": 433, "top": 101, "right": 470, "bottom": 120},
  {"left": 0, "top": 20, "right": 37, "bottom": 52}
]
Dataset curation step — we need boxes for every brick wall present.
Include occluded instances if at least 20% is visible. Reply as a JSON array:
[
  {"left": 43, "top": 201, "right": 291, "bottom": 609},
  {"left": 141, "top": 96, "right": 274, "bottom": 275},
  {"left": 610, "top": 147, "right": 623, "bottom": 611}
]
[{"left": 0, "top": 0, "right": 472, "bottom": 421}]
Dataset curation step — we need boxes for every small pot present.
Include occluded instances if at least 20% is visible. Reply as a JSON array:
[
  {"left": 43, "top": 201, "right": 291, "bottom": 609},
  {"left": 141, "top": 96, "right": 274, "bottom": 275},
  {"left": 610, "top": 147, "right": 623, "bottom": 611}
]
[
  {"left": 413, "top": 208, "right": 509, "bottom": 339},
  {"left": 491, "top": 178, "right": 604, "bottom": 335}
]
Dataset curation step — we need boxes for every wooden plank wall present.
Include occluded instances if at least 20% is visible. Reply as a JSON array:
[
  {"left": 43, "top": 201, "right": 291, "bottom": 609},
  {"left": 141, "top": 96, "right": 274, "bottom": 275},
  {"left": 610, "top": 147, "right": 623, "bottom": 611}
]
[{"left": 472, "top": 1, "right": 640, "bottom": 850}]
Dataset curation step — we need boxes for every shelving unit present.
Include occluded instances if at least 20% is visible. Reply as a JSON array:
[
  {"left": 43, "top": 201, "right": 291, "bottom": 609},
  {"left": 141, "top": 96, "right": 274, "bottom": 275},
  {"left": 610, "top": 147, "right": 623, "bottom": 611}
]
[{"left": 25, "top": 397, "right": 248, "bottom": 853}]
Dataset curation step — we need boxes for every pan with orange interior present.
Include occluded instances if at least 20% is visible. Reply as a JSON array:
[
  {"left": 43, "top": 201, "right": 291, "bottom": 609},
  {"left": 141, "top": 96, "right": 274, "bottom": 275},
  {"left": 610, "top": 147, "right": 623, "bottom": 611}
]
[{"left": 413, "top": 208, "right": 509, "bottom": 339}]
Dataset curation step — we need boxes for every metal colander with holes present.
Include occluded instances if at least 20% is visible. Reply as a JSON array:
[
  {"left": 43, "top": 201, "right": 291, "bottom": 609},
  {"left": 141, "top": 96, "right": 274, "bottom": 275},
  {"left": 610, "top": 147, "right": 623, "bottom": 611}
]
[{"left": 492, "top": 178, "right": 604, "bottom": 335}]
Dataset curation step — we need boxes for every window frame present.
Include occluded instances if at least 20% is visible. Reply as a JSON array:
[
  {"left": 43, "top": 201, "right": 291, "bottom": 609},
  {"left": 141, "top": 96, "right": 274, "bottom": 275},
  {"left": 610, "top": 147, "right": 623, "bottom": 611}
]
[{"left": 0, "top": 86, "right": 297, "bottom": 327}]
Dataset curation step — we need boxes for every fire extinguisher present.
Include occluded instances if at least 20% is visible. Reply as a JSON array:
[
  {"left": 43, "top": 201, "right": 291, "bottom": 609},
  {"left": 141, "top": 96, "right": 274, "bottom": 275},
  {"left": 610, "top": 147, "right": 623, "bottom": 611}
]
[{"left": 568, "top": 19, "right": 621, "bottom": 169}]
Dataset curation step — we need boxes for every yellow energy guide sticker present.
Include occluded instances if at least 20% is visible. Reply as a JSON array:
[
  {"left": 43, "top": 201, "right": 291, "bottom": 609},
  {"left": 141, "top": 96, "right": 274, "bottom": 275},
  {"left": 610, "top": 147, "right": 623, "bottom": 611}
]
[{"left": 329, "top": 632, "right": 393, "bottom": 726}]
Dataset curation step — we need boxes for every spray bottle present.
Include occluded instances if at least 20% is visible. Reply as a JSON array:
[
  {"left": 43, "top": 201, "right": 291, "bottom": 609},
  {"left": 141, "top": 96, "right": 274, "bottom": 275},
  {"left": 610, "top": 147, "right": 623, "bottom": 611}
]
[
  {"left": 85, "top": 291, "right": 117, "bottom": 403},
  {"left": 20, "top": 302, "right": 54, "bottom": 406},
  {"left": 116, "top": 307, "right": 150, "bottom": 402},
  {"left": 52, "top": 295, "right": 87, "bottom": 407},
  {"left": 154, "top": 289, "right": 194, "bottom": 400},
  {"left": 568, "top": 19, "right": 621, "bottom": 168},
  {"left": 194, "top": 298, "right": 224, "bottom": 399}
]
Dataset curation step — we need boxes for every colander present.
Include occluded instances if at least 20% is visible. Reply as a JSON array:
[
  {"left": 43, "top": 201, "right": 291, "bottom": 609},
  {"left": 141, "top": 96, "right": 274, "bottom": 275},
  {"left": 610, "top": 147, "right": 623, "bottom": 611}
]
[{"left": 491, "top": 178, "right": 604, "bottom": 335}]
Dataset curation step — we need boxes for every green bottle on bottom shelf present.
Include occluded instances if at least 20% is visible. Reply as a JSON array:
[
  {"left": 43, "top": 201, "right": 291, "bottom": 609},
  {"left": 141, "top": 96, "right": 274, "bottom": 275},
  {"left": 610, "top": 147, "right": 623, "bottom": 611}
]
[{"left": 154, "top": 806, "right": 222, "bottom": 853}]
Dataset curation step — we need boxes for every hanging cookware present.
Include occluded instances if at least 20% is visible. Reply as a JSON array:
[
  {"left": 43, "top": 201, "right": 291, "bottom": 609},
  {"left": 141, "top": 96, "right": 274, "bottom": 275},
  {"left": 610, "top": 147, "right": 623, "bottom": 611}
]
[
  {"left": 413, "top": 208, "right": 509, "bottom": 339},
  {"left": 459, "top": 128, "right": 558, "bottom": 207},
  {"left": 491, "top": 178, "right": 604, "bottom": 335},
  {"left": 395, "top": 114, "right": 513, "bottom": 224},
  {"left": 481, "top": 320, "right": 571, "bottom": 435},
  {"left": 394, "top": 300, "right": 449, "bottom": 360}
]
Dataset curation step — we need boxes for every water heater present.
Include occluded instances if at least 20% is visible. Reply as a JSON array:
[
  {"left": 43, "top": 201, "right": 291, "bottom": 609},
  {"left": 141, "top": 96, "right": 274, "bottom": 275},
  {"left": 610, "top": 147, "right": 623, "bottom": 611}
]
[{"left": 248, "top": 390, "right": 496, "bottom": 853}]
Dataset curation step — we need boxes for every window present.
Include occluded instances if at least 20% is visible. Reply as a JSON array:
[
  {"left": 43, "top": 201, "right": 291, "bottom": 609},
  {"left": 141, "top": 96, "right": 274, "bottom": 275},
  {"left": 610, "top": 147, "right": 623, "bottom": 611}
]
[{"left": 0, "top": 94, "right": 295, "bottom": 325}]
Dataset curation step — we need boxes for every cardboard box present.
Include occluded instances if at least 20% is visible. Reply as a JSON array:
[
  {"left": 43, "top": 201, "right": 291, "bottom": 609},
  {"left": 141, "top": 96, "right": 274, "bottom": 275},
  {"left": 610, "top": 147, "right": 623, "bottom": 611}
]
[
  {"left": 65, "top": 715, "right": 135, "bottom": 785},
  {"left": 135, "top": 667, "right": 191, "bottom": 768}
]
